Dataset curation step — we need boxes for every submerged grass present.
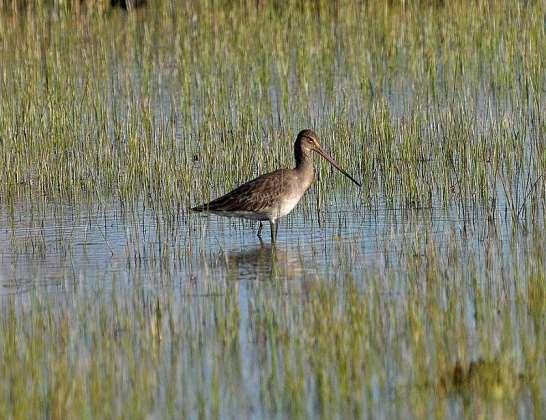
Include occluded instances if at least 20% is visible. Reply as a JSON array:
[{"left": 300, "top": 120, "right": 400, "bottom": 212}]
[
  {"left": 0, "top": 233, "right": 543, "bottom": 418},
  {"left": 0, "top": 0, "right": 544, "bottom": 418}
]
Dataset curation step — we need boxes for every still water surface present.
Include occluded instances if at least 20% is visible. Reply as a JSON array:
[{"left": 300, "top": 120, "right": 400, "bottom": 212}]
[
  {"left": 0, "top": 189, "right": 542, "bottom": 417},
  {"left": 0, "top": 195, "right": 517, "bottom": 294}
]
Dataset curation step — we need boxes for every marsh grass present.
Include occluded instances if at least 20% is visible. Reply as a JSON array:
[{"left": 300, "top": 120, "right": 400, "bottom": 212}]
[
  {"left": 0, "top": 0, "right": 545, "bottom": 418},
  {"left": 0, "top": 1, "right": 543, "bottom": 212}
]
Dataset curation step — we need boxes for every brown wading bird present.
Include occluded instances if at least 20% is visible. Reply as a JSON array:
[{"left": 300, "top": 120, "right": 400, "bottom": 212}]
[{"left": 191, "top": 129, "right": 361, "bottom": 242}]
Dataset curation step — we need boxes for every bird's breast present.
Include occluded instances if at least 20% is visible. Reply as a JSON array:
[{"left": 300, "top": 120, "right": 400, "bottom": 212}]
[{"left": 277, "top": 194, "right": 303, "bottom": 218}]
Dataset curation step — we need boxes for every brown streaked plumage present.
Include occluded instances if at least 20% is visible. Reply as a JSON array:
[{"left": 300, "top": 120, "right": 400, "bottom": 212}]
[{"left": 191, "top": 129, "right": 361, "bottom": 242}]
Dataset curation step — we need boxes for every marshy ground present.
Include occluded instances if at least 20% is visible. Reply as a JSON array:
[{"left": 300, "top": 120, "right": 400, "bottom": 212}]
[{"left": 0, "top": 1, "right": 544, "bottom": 418}]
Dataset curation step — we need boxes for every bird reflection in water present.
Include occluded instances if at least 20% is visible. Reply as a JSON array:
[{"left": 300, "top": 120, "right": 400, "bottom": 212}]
[{"left": 224, "top": 241, "right": 304, "bottom": 282}]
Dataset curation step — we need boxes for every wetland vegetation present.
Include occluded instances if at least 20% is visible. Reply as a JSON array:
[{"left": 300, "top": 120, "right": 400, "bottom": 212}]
[{"left": 0, "top": 0, "right": 544, "bottom": 418}]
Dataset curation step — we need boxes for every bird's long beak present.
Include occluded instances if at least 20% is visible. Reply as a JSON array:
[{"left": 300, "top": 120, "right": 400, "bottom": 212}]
[{"left": 315, "top": 146, "right": 361, "bottom": 187}]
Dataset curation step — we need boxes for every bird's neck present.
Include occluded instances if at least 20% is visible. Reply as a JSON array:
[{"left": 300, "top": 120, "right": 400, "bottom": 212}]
[{"left": 295, "top": 151, "right": 314, "bottom": 178}]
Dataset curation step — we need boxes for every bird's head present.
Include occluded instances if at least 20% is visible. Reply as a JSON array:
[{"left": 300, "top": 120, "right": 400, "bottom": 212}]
[{"left": 295, "top": 129, "right": 361, "bottom": 187}]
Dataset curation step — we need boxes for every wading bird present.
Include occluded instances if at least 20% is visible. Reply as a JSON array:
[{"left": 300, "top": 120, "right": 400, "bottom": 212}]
[{"left": 191, "top": 129, "right": 361, "bottom": 242}]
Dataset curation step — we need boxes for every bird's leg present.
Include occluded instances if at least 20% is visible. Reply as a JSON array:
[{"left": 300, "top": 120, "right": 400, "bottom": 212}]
[
  {"left": 257, "top": 222, "right": 263, "bottom": 238},
  {"left": 270, "top": 221, "right": 278, "bottom": 243}
]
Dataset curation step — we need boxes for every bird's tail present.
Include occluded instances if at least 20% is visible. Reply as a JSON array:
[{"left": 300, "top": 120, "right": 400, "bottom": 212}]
[{"left": 190, "top": 204, "right": 207, "bottom": 212}]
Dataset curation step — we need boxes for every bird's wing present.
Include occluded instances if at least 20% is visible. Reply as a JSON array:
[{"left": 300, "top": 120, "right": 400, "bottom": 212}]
[{"left": 192, "top": 169, "right": 292, "bottom": 212}]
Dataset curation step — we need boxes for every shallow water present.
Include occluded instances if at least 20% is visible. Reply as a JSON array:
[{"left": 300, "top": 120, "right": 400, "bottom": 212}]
[
  {"left": 1, "top": 193, "right": 542, "bottom": 418},
  {"left": 0, "top": 194, "right": 516, "bottom": 294}
]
